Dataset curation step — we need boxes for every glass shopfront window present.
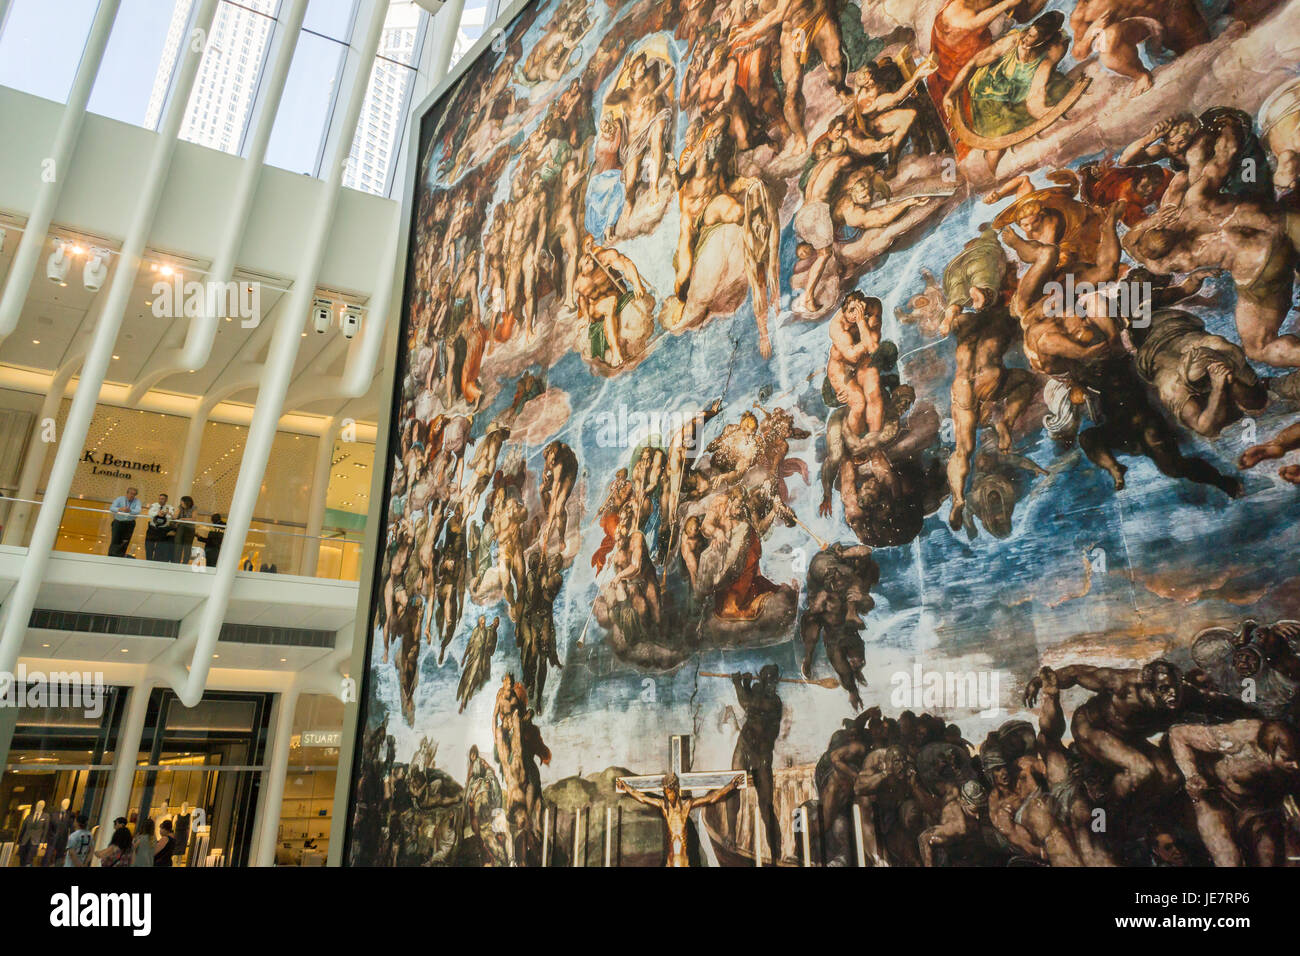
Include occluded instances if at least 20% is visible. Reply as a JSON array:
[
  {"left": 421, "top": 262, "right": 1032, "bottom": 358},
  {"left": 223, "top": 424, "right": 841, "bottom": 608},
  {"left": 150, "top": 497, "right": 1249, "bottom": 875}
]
[
  {"left": 276, "top": 693, "right": 345, "bottom": 866},
  {"left": 125, "top": 690, "right": 271, "bottom": 868},
  {"left": 0, "top": 389, "right": 371, "bottom": 580},
  {"left": 1, "top": 686, "right": 127, "bottom": 867}
]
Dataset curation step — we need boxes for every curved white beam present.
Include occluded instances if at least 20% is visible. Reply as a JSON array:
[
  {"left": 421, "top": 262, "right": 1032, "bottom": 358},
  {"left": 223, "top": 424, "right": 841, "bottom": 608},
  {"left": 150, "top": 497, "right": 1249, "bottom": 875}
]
[
  {"left": 176, "top": 0, "right": 392, "bottom": 707},
  {"left": 0, "top": 0, "right": 122, "bottom": 346},
  {"left": 0, "top": 0, "right": 221, "bottom": 679},
  {"left": 301, "top": 415, "right": 341, "bottom": 577},
  {"left": 126, "top": 0, "right": 311, "bottom": 404}
]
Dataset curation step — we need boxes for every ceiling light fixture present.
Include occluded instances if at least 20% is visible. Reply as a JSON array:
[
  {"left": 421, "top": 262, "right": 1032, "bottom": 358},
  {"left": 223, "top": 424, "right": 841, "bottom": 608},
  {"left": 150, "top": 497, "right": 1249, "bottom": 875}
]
[
  {"left": 46, "top": 242, "right": 70, "bottom": 284},
  {"left": 83, "top": 246, "right": 110, "bottom": 291}
]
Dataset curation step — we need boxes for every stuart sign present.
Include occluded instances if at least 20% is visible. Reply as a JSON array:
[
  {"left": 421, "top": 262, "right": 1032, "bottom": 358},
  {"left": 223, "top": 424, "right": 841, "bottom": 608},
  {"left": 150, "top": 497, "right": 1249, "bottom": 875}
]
[{"left": 80, "top": 450, "right": 164, "bottom": 480}]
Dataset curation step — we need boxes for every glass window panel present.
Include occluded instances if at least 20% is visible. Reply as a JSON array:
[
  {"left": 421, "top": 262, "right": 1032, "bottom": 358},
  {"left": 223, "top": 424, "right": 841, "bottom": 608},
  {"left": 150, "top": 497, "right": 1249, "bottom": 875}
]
[
  {"left": 377, "top": 0, "right": 422, "bottom": 66},
  {"left": 303, "top": 0, "right": 358, "bottom": 41},
  {"left": 178, "top": 0, "right": 277, "bottom": 154},
  {"left": 341, "top": 56, "right": 415, "bottom": 195},
  {"left": 264, "top": 29, "right": 346, "bottom": 175},
  {"left": 0, "top": 0, "right": 99, "bottom": 103},
  {"left": 88, "top": 0, "right": 194, "bottom": 128}
]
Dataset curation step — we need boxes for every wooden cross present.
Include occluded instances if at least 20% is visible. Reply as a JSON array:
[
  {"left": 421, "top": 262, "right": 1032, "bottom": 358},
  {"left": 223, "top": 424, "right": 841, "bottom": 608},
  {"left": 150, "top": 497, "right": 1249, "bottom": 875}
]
[
  {"left": 615, "top": 734, "right": 748, "bottom": 796},
  {"left": 615, "top": 735, "right": 748, "bottom": 867}
]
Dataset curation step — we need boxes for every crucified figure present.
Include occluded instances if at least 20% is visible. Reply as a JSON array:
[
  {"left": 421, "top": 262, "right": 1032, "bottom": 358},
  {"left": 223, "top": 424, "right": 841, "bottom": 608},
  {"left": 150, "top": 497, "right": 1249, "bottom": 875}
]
[{"left": 615, "top": 771, "right": 745, "bottom": 867}]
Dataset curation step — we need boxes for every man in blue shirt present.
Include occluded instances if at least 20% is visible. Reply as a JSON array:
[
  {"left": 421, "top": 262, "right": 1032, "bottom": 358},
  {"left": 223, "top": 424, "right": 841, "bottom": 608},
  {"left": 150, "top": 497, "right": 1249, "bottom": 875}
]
[{"left": 108, "top": 486, "right": 142, "bottom": 557}]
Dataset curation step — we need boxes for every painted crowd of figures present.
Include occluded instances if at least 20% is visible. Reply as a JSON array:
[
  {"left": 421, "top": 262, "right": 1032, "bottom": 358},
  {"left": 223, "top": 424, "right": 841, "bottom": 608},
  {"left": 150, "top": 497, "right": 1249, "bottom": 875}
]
[{"left": 350, "top": 0, "right": 1300, "bottom": 867}]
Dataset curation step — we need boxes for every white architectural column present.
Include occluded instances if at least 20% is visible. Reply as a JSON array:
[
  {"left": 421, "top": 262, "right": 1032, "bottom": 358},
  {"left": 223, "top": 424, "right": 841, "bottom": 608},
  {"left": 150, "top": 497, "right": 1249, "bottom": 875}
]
[
  {"left": 0, "top": 0, "right": 122, "bottom": 344},
  {"left": 429, "top": 0, "right": 468, "bottom": 80},
  {"left": 251, "top": 686, "right": 299, "bottom": 867},
  {"left": 127, "top": 0, "right": 311, "bottom": 402},
  {"left": 0, "top": 0, "right": 221, "bottom": 679},
  {"left": 171, "top": 393, "right": 222, "bottom": 502},
  {"left": 301, "top": 417, "right": 341, "bottom": 578},
  {"left": 97, "top": 680, "right": 153, "bottom": 847},
  {"left": 176, "top": 0, "right": 391, "bottom": 707}
]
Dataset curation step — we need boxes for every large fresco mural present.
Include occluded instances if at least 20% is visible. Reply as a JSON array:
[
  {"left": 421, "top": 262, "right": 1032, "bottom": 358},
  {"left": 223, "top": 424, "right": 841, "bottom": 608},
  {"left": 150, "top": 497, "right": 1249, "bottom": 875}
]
[{"left": 346, "top": 0, "right": 1300, "bottom": 867}]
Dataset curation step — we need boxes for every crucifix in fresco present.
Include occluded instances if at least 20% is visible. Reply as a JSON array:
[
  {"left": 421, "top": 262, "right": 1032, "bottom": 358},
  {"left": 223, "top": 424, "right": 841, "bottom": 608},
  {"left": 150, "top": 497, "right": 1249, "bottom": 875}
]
[{"left": 614, "top": 734, "right": 746, "bottom": 867}]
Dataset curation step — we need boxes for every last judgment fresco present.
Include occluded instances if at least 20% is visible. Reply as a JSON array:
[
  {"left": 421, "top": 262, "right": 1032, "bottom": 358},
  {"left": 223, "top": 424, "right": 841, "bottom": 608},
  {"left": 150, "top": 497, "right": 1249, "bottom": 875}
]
[{"left": 346, "top": 0, "right": 1300, "bottom": 867}]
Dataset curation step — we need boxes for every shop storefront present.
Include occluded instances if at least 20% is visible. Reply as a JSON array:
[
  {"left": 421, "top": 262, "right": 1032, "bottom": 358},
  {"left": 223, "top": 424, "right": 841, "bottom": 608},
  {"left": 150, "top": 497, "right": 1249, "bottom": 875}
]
[
  {"left": 276, "top": 694, "right": 345, "bottom": 866},
  {"left": 0, "top": 389, "right": 371, "bottom": 578},
  {"left": 125, "top": 690, "right": 272, "bottom": 868},
  {"left": 1, "top": 687, "right": 278, "bottom": 868},
  {"left": 0, "top": 687, "right": 127, "bottom": 866}
]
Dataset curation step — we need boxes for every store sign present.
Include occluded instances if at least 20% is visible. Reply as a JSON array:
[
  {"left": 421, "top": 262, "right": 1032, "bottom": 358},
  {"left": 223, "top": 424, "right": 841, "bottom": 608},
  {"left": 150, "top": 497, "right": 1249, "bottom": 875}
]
[
  {"left": 301, "top": 730, "right": 342, "bottom": 748},
  {"left": 80, "top": 449, "right": 164, "bottom": 480}
]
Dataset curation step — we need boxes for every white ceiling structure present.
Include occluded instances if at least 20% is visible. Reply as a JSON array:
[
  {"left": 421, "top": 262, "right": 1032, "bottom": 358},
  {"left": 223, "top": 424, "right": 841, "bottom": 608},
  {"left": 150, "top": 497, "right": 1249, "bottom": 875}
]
[{"left": 0, "top": 198, "right": 387, "bottom": 431}]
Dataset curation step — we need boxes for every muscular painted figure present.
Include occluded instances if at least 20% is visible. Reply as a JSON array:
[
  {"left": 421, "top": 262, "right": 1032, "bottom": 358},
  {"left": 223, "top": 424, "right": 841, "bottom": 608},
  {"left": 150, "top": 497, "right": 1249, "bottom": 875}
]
[
  {"left": 1024, "top": 660, "right": 1255, "bottom": 803},
  {"left": 539, "top": 440, "right": 578, "bottom": 554},
  {"left": 827, "top": 291, "right": 885, "bottom": 438},
  {"left": 919, "top": 780, "right": 988, "bottom": 866},
  {"left": 574, "top": 235, "right": 650, "bottom": 367},
  {"left": 731, "top": 0, "right": 847, "bottom": 154},
  {"left": 605, "top": 55, "right": 675, "bottom": 206},
  {"left": 1125, "top": 165, "right": 1300, "bottom": 367},
  {"left": 944, "top": 297, "right": 1035, "bottom": 532},
  {"left": 1071, "top": 0, "right": 1207, "bottom": 96},
  {"left": 728, "top": 667, "right": 783, "bottom": 861},
  {"left": 616, "top": 771, "right": 745, "bottom": 866},
  {"left": 1169, "top": 719, "right": 1300, "bottom": 866}
]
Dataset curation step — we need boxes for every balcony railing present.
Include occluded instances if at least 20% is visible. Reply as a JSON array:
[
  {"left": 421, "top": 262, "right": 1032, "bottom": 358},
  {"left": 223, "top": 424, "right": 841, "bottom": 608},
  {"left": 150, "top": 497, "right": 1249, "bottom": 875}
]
[{"left": 0, "top": 495, "right": 365, "bottom": 581}]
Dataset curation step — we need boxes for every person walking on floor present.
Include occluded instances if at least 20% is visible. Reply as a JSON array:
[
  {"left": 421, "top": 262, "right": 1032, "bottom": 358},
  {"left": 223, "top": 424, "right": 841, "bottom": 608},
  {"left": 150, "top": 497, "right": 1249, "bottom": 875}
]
[
  {"left": 132, "top": 817, "right": 155, "bottom": 866},
  {"left": 63, "top": 814, "right": 93, "bottom": 868},
  {"left": 154, "top": 820, "right": 174, "bottom": 867},
  {"left": 107, "top": 486, "right": 142, "bottom": 557},
  {"left": 96, "top": 820, "right": 133, "bottom": 867}
]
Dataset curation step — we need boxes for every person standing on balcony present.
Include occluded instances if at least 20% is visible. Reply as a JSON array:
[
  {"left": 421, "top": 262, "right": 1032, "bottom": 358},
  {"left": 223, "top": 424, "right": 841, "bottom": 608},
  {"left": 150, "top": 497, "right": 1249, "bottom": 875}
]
[
  {"left": 198, "top": 512, "right": 225, "bottom": 568},
  {"left": 173, "top": 495, "right": 197, "bottom": 565},
  {"left": 145, "top": 493, "right": 175, "bottom": 562},
  {"left": 107, "top": 486, "right": 142, "bottom": 557}
]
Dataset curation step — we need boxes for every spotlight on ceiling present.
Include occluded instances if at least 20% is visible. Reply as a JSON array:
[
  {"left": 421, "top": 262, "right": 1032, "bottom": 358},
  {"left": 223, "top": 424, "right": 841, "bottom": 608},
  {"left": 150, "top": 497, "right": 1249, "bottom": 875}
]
[
  {"left": 46, "top": 241, "right": 71, "bottom": 284},
  {"left": 83, "top": 247, "right": 110, "bottom": 291},
  {"left": 341, "top": 304, "right": 362, "bottom": 339},
  {"left": 313, "top": 297, "right": 334, "bottom": 334}
]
